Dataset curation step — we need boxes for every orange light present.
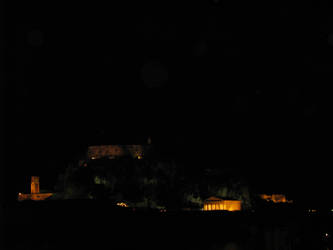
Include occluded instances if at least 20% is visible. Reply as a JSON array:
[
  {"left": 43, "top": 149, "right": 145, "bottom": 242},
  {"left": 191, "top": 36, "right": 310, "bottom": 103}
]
[
  {"left": 116, "top": 202, "right": 128, "bottom": 207},
  {"left": 203, "top": 199, "right": 241, "bottom": 211}
]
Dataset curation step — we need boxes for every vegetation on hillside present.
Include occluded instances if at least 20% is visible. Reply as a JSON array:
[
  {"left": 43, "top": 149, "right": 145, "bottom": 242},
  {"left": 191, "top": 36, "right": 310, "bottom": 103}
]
[{"left": 53, "top": 156, "right": 254, "bottom": 210}]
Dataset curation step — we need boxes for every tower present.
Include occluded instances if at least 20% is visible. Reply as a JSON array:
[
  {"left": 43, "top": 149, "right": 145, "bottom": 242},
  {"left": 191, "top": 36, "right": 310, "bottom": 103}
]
[{"left": 31, "top": 176, "right": 40, "bottom": 194}]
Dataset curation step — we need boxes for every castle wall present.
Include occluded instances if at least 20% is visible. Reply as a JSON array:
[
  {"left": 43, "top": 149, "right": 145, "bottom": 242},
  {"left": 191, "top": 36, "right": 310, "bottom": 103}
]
[{"left": 87, "top": 145, "right": 145, "bottom": 160}]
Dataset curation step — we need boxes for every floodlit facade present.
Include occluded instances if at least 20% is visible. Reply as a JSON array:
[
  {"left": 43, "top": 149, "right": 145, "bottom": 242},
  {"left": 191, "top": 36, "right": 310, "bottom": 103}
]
[
  {"left": 203, "top": 197, "right": 241, "bottom": 211},
  {"left": 31, "top": 176, "right": 40, "bottom": 194},
  {"left": 260, "top": 194, "right": 293, "bottom": 203},
  {"left": 18, "top": 176, "right": 53, "bottom": 201}
]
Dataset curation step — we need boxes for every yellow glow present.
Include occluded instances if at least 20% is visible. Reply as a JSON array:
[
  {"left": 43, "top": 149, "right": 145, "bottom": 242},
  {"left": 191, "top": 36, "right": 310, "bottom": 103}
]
[
  {"left": 203, "top": 198, "right": 241, "bottom": 212},
  {"left": 137, "top": 155, "right": 142, "bottom": 159},
  {"left": 116, "top": 202, "right": 128, "bottom": 207},
  {"left": 260, "top": 194, "right": 291, "bottom": 203}
]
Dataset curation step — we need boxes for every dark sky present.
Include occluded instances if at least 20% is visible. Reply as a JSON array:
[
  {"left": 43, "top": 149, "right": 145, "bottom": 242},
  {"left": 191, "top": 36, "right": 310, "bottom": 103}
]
[{"left": 5, "top": 1, "right": 333, "bottom": 203}]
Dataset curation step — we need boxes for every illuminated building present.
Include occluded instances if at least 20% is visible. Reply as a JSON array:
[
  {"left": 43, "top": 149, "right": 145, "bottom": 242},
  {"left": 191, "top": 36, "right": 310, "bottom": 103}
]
[
  {"left": 203, "top": 196, "right": 241, "bottom": 211},
  {"left": 260, "top": 194, "right": 293, "bottom": 203},
  {"left": 18, "top": 176, "right": 53, "bottom": 201},
  {"left": 116, "top": 202, "right": 129, "bottom": 207},
  {"left": 31, "top": 176, "right": 40, "bottom": 194},
  {"left": 87, "top": 145, "right": 146, "bottom": 160},
  {"left": 87, "top": 137, "right": 153, "bottom": 160}
]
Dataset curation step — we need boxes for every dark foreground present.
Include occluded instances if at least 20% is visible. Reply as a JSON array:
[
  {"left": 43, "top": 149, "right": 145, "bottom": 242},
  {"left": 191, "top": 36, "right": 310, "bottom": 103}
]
[{"left": 4, "top": 201, "right": 333, "bottom": 250}]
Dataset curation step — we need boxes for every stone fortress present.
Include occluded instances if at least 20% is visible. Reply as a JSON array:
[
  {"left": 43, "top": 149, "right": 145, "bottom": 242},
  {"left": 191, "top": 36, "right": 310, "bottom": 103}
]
[
  {"left": 86, "top": 136, "right": 152, "bottom": 160},
  {"left": 87, "top": 144, "right": 145, "bottom": 160}
]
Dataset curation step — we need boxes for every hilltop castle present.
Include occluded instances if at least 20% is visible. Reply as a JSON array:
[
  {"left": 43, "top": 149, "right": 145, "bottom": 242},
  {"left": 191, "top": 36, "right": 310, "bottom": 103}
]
[{"left": 86, "top": 136, "right": 153, "bottom": 160}]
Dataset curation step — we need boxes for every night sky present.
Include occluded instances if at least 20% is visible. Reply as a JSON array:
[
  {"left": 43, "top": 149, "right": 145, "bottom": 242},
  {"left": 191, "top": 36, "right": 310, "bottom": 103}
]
[{"left": 5, "top": 1, "right": 333, "bottom": 205}]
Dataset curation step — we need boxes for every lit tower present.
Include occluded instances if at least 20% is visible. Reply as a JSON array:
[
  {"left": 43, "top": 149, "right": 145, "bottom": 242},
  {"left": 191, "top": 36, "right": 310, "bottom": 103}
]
[{"left": 31, "top": 176, "right": 40, "bottom": 194}]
